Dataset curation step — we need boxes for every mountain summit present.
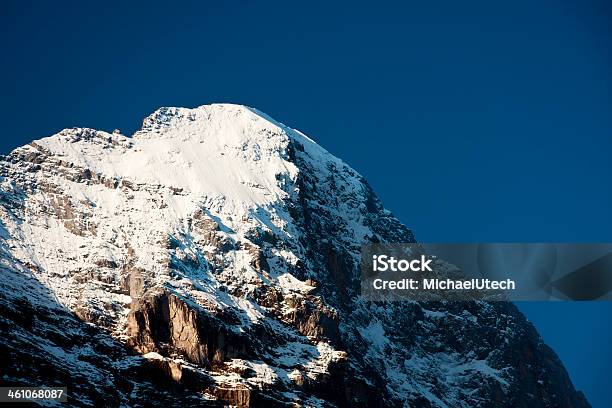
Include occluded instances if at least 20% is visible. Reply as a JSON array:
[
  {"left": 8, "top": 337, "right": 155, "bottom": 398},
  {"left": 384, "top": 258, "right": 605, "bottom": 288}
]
[{"left": 0, "top": 104, "right": 589, "bottom": 407}]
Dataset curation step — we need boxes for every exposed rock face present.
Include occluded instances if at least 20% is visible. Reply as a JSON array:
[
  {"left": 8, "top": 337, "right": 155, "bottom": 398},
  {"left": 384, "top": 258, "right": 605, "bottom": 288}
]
[
  {"left": 127, "top": 288, "right": 251, "bottom": 368},
  {"left": 0, "top": 104, "right": 590, "bottom": 407}
]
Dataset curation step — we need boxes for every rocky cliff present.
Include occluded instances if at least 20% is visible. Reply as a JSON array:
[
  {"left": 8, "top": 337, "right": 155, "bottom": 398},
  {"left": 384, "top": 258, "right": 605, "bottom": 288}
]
[{"left": 0, "top": 104, "right": 590, "bottom": 407}]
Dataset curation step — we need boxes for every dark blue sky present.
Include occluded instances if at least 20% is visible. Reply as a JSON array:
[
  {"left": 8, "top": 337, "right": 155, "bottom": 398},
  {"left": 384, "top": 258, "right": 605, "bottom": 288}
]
[{"left": 2, "top": 1, "right": 611, "bottom": 406}]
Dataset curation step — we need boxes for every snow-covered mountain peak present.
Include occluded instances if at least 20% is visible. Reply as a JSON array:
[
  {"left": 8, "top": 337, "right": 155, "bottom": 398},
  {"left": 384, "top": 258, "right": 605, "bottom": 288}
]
[
  {"left": 4, "top": 104, "right": 383, "bottom": 325},
  {"left": 25, "top": 104, "right": 311, "bottom": 206},
  {"left": 135, "top": 103, "right": 288, "bottom": 142},
  {"left": 133, "top": 103, "right": 329, "bottom": 166},
  {"left": 0, "top": 105, "right": 590, "bottom": 407}
]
